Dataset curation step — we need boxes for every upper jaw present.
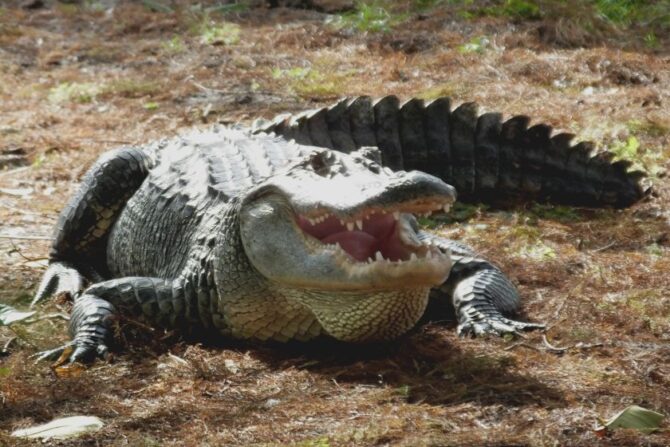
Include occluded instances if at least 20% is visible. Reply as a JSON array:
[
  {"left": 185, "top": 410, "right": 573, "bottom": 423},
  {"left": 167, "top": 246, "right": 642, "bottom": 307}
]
[{"left": 294, "top": 197, "right": 454, "bottom": 285}]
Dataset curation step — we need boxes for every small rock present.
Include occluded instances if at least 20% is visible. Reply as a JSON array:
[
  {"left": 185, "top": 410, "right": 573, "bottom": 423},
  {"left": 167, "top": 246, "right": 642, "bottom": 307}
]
[
  {"left": 224, "top": 359, "right": 239, "bottom": 374},
  {"left": 581, "top": 86, "right": 595, "bottom": 96},
  {"left": 263, "top": 398, "right": 280, "bottom": 409}
]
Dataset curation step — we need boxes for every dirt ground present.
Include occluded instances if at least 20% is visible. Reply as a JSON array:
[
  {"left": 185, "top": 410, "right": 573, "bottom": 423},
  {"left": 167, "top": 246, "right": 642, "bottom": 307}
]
[{"left": 1, "top": 1, "right": 669, "bottom": 445}]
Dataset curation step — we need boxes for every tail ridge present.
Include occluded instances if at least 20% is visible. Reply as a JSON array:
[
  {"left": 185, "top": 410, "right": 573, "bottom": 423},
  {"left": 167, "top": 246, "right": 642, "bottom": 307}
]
[{"left": 253, "top": 95, "right": 649, "bottom": 208}]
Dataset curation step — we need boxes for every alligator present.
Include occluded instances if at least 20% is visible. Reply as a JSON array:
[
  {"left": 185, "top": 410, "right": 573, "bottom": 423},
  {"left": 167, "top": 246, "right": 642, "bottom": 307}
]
[{"left": 31, "top": 96, "right": 647, "bottom": 363}]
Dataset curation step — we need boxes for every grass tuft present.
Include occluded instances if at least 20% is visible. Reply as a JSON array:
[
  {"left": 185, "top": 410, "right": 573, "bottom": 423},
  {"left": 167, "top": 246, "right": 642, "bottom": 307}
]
[
  {"left": 161, "top": 35, "right": 187, "bottom": 55},
  {"left": 272, "top": 66, "right": 353, "bottom": 99},
  {"left": 48, "top": 82, "right": 103, "bottom": 104},
  {"left": 457, "top": 35, "right": 491, "bottom": 54},
  {"left": 199, "top": 21, "right": 241, "bottom": 46},
  {"left": 332, "top": 1, "right": 407, "bottom": 33}
]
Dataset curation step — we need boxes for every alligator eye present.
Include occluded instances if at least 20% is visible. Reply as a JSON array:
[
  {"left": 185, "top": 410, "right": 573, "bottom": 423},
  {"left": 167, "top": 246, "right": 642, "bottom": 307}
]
[{"left": 309, "top": 152, "right": 329, "bottom": 175}]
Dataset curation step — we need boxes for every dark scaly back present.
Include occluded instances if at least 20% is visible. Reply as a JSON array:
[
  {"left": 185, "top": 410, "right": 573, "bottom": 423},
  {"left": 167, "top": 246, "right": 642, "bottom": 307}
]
[{"left": 253, "top": 96, "right": 648, "bottom": 208}]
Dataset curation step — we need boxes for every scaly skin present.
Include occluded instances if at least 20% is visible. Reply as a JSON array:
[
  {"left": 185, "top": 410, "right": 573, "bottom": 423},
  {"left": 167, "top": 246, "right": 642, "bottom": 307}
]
[
  {"left": 29, "top": 91, "right": 650, "bottom": 363},
  {"left": 254, "top": 96, "right": 648, "bottom": 208}
]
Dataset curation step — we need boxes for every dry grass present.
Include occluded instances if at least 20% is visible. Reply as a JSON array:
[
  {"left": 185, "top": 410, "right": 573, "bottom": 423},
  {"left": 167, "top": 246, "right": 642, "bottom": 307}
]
[{"left": 1, "top": 1, "right": 669, "bottom": 445}]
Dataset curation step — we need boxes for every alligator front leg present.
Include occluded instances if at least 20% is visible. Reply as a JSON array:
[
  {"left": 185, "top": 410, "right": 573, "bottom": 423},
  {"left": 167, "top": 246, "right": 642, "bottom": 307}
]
[
  {"left": 36, "top": 277, "right": 194, "bottom": 363},
  {"left": 422, "top": 233, "right": 545, "bottom": 336},
  {"left": 32, "top": 148, "right": 152, "bottom": 307}
]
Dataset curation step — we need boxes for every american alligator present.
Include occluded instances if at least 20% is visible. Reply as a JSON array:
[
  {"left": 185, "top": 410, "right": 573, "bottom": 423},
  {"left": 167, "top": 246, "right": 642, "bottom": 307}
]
[{"left": 32, "top": 96, "right": 647, "bottom": 363}]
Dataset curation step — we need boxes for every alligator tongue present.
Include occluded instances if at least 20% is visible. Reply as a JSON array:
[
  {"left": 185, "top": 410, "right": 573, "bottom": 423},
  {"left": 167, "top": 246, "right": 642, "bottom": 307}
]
[
  {"left": 322, "top": 231, "right": 376, "bottom": 261},
  {"left": 298, "top": 212, "right": 398, "bottom": 262}
]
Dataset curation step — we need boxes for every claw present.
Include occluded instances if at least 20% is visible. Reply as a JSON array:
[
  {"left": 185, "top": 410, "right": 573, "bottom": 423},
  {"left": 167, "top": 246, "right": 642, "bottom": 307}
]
[
  {"left": 32, "top": 342, "right": 75, "bottom": 363},
  {"left": 32, "top": 263, "right": 84, "bottom": 308},
  {"left": 457, "top": 315, "right": 545, "bottom": 338},
  {"left": 33, "top": 340, "right": 108, "bottom": 365}
]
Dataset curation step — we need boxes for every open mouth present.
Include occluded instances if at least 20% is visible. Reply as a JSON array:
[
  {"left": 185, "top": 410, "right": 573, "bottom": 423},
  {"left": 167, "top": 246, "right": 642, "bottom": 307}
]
[{"left": 296, "top": 201, "right": 452, "bottom": 265}]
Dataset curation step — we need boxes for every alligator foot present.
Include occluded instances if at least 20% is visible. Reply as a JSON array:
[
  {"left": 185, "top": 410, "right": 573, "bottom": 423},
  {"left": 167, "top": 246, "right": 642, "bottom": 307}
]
[
  {"left": 33, "top": 339, "right": 109, "bottom": 364},
  {"left": 457, "top": 310, "right": 545, "bottom": 337},
  {"left": 31, "top": 262, "right": 85, "bottom": 307},
  {"left": 34, "top": 294, "right": 115, "bottom": 364}
]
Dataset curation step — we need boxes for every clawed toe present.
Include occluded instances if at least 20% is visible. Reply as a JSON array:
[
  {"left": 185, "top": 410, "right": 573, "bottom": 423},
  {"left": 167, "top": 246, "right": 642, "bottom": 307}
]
[
  {"left": 31, "top": 263, "right": 85, "bottom": 307},
  {"left": 33, "top": 340, "right": 108, "bottom": 365},
  {"left": 457, "top": 316, "right": 545, "bottom": 338},
  {"left": 32, "top": 343, "right": 75, "bottom": 362}
]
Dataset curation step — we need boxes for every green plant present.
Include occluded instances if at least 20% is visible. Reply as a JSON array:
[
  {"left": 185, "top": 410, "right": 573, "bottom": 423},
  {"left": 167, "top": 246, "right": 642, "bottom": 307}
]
[
  {"left": 595, "top": 0, "right": 643, "bottom": 26},
  {"left": 530, "top": 204, "right": 580, "bottom": 223},
  {"left": 517, "top": 240, "right": 557, "bottom": 261},
  {"left": 412, "top": 0, "right": 445, "bottom": 11},
  {"left": 200, "top": 21, "right": 241, "bottom": 45},
  {"left": 297, "top": 437, "right": 331, "bottom": 447},
  {"left": 500, "top": 0, "right": 541, "bottom": 19},
  {"left": 457, "top": 35, "right": 491, "bottom": 54},
  {"left": 611, "top": 135, "right": 640, "bottom": 161},
  {"left": 48, "top": 82, "right": 102, "bottom": 104},
  {"left": 161, "top": 36, "right": 186, "bottom": 55},
  {"left": 205, "top": 2, "right": 249, "bottom": 14},
  {"left": 643, "top": 32, "right": 659, "bottom": 49},
  {"left": 609, "top": 135, "right": 665, "bottom": 179},
  {"left": 142, "top": 0, "right": 174, "bottom": 13},
  {"left": 272, "top": 66, "right": 351, "bottom": 99},
  {"left": 333, "top": 1, "right": 407, "bottom": 33},
  {"left": 474, "top": 0, "right": 541, "bottom": 20}
]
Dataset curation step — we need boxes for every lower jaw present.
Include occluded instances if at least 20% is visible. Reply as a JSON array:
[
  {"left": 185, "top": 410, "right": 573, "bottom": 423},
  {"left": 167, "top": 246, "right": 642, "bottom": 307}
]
[{"left": 288, "top": 287, "right": 431, "bottom": 342}]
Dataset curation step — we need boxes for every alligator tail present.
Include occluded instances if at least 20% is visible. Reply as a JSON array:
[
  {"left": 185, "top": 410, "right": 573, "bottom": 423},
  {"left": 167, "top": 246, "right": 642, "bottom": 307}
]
[{"left": 253, "top": 96, "right": 648, "bottom": 208}]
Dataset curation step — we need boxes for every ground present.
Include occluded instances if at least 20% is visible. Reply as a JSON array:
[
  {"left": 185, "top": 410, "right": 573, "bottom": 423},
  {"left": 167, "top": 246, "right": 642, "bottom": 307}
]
[{"left": 0, "top": 1, "right": 669, "bottom": 446}]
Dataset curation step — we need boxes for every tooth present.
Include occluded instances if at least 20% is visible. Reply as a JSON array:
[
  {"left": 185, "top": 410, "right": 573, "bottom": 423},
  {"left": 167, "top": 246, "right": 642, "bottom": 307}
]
[
  {"left": 334, "top": 242, "right": 341, "bottom": 250},
  {"left": 443, "top": 204, "right": 450, "bottom": 213},
  {"left": 375, "top": 251, "right": 384, "bottom": 261},
  {"left": 355, "top": 219, "right": 363, "bottom": 230},
  {"left": 393, "top": 211, "right": 400, "bottom": 220},
  {"left": 340, "top": 219, "right": 345, "bottom": 226},
  {"left": 410, "top": 253, "right": 417, "bottom": 261},
  {"left": 367, "top": 257, "right": 373, "bottom": 263},
  {"left": 309, "top": 218, "right": 316, "bottom": 225},
  {"left": 346, "top": 222, "right": 354, "bottom": 231}
]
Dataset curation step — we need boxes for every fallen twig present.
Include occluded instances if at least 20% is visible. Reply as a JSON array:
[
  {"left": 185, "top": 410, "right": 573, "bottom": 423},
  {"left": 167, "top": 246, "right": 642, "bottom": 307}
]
[
  {"left": 542, "top": 334, "right": 569, "bottom": 353},
  {"left": 593, "top": 241, "right": 617, "bottom": 252},
  {"left": 504, "top": 341, "right": 542, "bottom": 352},
  {"left": 0, "top": 166, "right": 31, "bottom": 178},
  {"left": 74, "top": 138, "right": 134, "bottom": 145},
  {"left": 2, "top": 336, "right": 16, "bottom": 354},
  {"left": 8, "top": 240, "right": 49, "bottom": 262},
  {"left": 26, "top": 313, "right": 70, "bottom": 323},
  {"left": 574, "top": 341, "right": 604, "bottom": 350},
  {"left": 189, "top": 78, "right": 231, "bottom": 94},
  {"left": 0, "top": 234, "right": 51, "bottom": 241}
]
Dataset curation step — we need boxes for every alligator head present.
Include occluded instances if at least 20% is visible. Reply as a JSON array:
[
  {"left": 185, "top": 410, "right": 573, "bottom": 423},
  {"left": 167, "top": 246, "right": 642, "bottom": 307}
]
[{"left": 238, "top": 147, "right": 456, "bottom": 342}]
